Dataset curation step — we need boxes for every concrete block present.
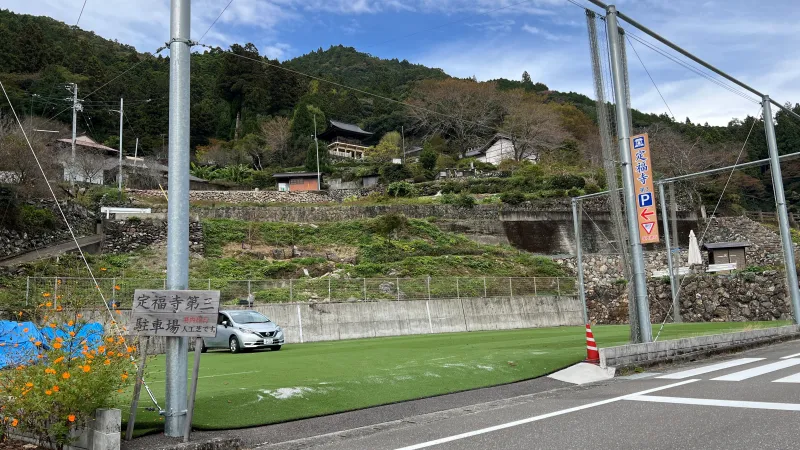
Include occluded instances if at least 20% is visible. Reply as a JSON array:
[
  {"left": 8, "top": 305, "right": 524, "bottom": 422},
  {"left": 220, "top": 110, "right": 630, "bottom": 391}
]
[
  {"left": 94, "top": 409, "right": 120, "bottom": 434},
  {"left": 90, "top": 430, "right": 120, "bottom": 450}
]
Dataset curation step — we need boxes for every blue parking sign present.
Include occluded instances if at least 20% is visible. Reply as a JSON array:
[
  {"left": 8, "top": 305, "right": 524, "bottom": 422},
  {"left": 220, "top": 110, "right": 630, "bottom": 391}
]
[
  {"left": 633, "top": 136, "right": 645, "bottom": 149},
  {"left": 638, "top": 192, "right": 653, "bottom": 207}
]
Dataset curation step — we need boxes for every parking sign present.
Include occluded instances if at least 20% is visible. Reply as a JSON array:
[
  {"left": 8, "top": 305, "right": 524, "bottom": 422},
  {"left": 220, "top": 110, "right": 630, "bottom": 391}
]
[{"left": 629, "top": 133, "right": 659, "bottom": 244}]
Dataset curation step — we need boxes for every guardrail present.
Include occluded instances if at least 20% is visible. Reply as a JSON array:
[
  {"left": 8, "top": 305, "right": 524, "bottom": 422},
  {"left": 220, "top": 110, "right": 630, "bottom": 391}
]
[{"left": 25, "top": 276, "right": 578, "bottom": 307}]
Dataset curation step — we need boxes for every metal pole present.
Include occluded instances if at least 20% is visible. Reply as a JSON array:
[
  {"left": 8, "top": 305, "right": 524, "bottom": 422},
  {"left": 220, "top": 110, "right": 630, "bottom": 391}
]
[
  {"left": 483, "top": 277, "right": 487, "bottom": 298},
  {"left": 183, "top": 337, "right": 203, "bottom": 443},
  {"left": 402, "top": 125, "right": 406, "bottom": 163},
  {"left": 456, "top": 278, "right": 460, "bottom": 299},
  {"left": 328, "top": 278, "right": 332, "bottom": 300},
  {"left": 165, "top": 0, "right": 191, "bottom": 437},
  {"left": 585, "top": 0, "right": 800, "bottom": 122},
  {"left": 572, "top": 199, "right": 588, "bottom": 324},
  {"left": 118, "top": 97, "right": 124, "bottom": 194},
  {"left": 763, "top": 96, "right": 800, "bottom": 323},
  {"left": 313, "top": 115, "right": 321, "bottom": 190},
  {"left": 125, "top": 337, "right": 149, "bottom": 441},
  {"left": 606, "top": 5, "right": 651, "bottom": 342},
  {"left": 396, "top": 278, "right": 400, "bottom": 301},
  {"left": 134, "top": 138, "right": 139, "bottom": 162},
  {"left": 290, "top": 279, "right": 293, "bottom": 302},
  {"left": 658, "top": 183, "right": 680, "bottom": 322},
  {"left": 363, "top": 278, "right": 367, "bottom": 301},
  {"left": 426, "top": 277, "right": 431, "bottom": 300},
  {"left": 669, "top": 182, "right": 681, "bottom": 306},
  {"left": 509, "top": 278, "right": 513, "bottom": 298},
  {"left": 25, "top": 277, "right": 30, "bottom": 306},
  {"left": 71, "top": 84, "right": 78, "bottom": 185}
]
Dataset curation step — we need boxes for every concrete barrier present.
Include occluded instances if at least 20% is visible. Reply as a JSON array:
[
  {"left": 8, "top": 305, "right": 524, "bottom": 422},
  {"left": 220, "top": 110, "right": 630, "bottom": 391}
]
[{"left": 599, "top": 325, "right": 800, "bottom": 369}]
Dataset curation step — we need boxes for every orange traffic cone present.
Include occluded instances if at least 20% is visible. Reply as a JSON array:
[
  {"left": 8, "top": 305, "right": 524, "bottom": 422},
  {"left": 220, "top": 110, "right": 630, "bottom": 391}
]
[{"left": 585, "top": 323, "right": 600, "bottom": 364}]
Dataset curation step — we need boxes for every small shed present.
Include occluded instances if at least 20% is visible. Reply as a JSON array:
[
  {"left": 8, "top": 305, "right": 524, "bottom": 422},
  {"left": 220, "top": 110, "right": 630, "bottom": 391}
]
[
  {"left": 273, "top": 172, "right": 320, "bottom": 192},
  {"left": 702, "top": 242, "right": 750, "bottom": 270}
]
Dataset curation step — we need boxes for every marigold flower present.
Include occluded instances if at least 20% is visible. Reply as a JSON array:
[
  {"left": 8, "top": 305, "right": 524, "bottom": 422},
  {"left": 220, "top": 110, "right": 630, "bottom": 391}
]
[
  {"left": 22, "top": 327, "right": 29, "bottom": 333},
  {"left": 56, "top": 337, "right": 64, "bottom": 343},
  {"left": 34, "top": 341, "right": 41, "bottom": 347},
  {"left": 53, "top": 356, "right": 64, "bottom": 364},
  {"left": 121, "top": 373, "right": 128, "bottom": 380},
  {"left": 114, "top": 285, "right": 121, "bottom": 291},
  {"left": 45, "top": 390, "right": 52, "bottom": 395},
  {"left": 68, "top": 414, "right": 75, "bottom": 422},
  {"left": 69, "top": 331, "right": 76, "bottom": 337},
  {"left": 25, "top": 382, "right": 33, "bottom": 388},
  {"left": 62, "top": 372, "right": 71, "bottom": 380},
  {"left": 49, "top": 323, "right": 56, "bottom": 329},
  {"left": 43, "top": 292, "right": 51, "bottom": 298},
  {"left": 46, "top": 302, "right": 52, "bottom": 308},
  {"left": 45, "top": 368, "right": 56, "bottom": 374},
  {"left": 68, "top": 320, "right": 74, "bottom": 326},
  {"left": 11, "top": 419, "right": 18, "bottom": 427},
  {"left": 82, "top": 365, "right": 91, "bottom": 373},
  {"left": 57, "top": 306, "right": 63, "bottom": 312},
  {"left": 52, "top": 342, "right": 62, "bottom": 350},
  {"left": 52, "top": 386, "right": 60, "bottom": 392},
  {"left": 104, "top": 359, "right": 111, "bottom": 366}
]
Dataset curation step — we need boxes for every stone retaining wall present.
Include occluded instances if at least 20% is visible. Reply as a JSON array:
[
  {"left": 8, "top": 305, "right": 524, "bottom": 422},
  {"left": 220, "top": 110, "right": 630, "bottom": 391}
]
[
  {"left": 101, "top": 219, "right": 204, "bottom": 254},
  {"left": 128, "top": 189, "right": 331, "bottom": 204},
  {"left": 0, "top": 202, "right": 96, "bottom": 260}
]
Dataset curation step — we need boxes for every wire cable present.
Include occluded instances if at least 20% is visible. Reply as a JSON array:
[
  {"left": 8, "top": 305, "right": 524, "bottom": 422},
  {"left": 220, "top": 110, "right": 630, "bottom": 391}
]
[
  {"left": 625, "top": 34, "right": 675, "bottom": 121},
  {"left": 75, "top": 0, "right": 89, "bottom": 27},
  {"left": 198, "top": 0, "right": 235, "bottom": 43}
]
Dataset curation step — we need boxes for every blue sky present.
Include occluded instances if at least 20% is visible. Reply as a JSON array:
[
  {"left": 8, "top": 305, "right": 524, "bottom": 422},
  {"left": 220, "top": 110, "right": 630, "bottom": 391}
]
[{"left": 6, "top": 0, "right": 800, "bottom": 125}]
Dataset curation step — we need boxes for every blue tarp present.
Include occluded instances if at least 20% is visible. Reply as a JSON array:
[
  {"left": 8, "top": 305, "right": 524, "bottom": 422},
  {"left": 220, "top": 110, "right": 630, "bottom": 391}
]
[
  {"left": 0, "top": 321, "right": 45, "bottom": 369},
  {"left": 0, "top": 321, "right": 105, "bottom": 369}
]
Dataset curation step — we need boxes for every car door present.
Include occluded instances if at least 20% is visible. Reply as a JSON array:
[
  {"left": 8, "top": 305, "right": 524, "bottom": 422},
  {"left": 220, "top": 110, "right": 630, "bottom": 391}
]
[{"left": 206, "top": 313, "right": 230, "bottom": 348}]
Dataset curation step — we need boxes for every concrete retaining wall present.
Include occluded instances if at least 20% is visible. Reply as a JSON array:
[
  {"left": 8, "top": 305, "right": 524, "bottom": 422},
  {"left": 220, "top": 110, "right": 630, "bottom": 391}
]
[
  {"left": 599, "top": 325, "right": 800, "bottom": 369},
  {"left": 136, "top": 296, "right": 581, "bottom": 351}
]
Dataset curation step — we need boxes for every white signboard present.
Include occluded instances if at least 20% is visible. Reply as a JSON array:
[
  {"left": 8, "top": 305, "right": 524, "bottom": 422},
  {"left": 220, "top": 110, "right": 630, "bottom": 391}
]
[{"left": 131, "top": 290, "right": 220, "bottom": 337}]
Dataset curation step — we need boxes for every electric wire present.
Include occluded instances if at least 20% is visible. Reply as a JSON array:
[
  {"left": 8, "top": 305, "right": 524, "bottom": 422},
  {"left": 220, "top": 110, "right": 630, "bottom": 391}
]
[
  {"left": 625, "top": 34, "right": 675, "bottom": 121},
  {"left": 198, "top": 0, "right": 235, "bottom": 43},
  {"left": 75, "top": 0, "right": 89, "bottom": 27}
]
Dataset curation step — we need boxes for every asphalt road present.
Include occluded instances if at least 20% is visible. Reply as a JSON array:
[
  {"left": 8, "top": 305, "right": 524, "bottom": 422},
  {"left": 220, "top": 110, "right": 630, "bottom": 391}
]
[{"left": 256, "top": 340, "right": 800, "bottom": 450}]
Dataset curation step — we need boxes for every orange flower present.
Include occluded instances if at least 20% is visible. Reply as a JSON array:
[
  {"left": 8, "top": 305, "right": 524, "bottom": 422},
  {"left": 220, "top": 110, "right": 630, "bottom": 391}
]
[
  {"left": 17, "top": 311, "right": 22, "bottom": 317},
  {"left": 52, "top": 342, "right": 62, "bottom": 350},
  {"left": 103, "top": 359, "right": 111, "bottom": 366},
  {"left": 45, "top": 302, "right": 52, "bottom": 307},
  {"left": 76, "top": 314, "right": 82, "bottom": 318},
  {"left": 53, "top": 356, "right": 64, "bottom": 364},
  {"left": 82, "top": 365, "right": 91, "bottom": 373},
  {"left": 25, "top": 382, "right": 33, "bottom": 388},
  {"left": 22, "top": 327, "right": 29, "bottom": 333},
  {"left": 36, "top": 354, "right": 43, "bottom": 359},
  {"left": 56, "top": 306, "right": 63, "bottom": 312},
  {"left": 43, "top": 292, "right": 51, "bottom": 298},
  {"left": 126, "top": 346, "right": 134, "bottom": 353},
  {"left": 114, "top": 285, "right": 121, "bottom": 291},
  {"left": 106, "top": 338, "right": 114, "bottom": 343},
  {"left": 69, "top": 331, "right": 76, "bottom": 337},
  {"left": 34, "top": 341, "right": 42, "bottom": 347},
  {"left": 57, "top": 279, "right": 62, "bottom": 285},
  {"left": 45, "top": 368, "right": 56, "bottom": 375},
  {"left": 117, "top": 336, "right": 125, "bottom": 344},
  {"left": 56, "top": 337, "right": 64, "bottom": 343},
  {"left": 68, "top": 320, "right": 74, "bottom": 326},
  {"left": 121, "top": 373, "right": 128, "bottom": 381},
  {"left": 62, "top": 372, "right": 70, "bottom": 380},
  {"left": 98, "top": 346, "right": 106, "bottom": 354},
  {"left": 115, "top": 310, "right": 122, "bottom": 315},
  {"left": 68, "top": 415, "right": 75, "bottom": 422},
  {"left": 45, "top": 390, "right": 52, "bottom": 395},
  {"left": 49, "top": 323, "right": 56, "bottom": 329},
  {"left": 100, "top": 268, "right": 107, "bottom": 272},
  {"left": 11, "top": 419, "right": 18, "bottom": 427},
  {"left": 52, "top": 386, "right": 60, "bottom": 392}
]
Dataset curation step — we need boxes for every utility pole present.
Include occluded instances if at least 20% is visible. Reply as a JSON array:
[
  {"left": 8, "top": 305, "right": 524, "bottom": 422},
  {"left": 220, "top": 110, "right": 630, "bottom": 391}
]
[
  {"left": 401, "top": 126, "right": 406, "bottom": 163},
  {"left": 117, "top": 98, "right": 124, "bottom": 194},
  {"left": 165, "top": 0, "right": 191, "bottom": 437},
  {"left": 67, "top": 83, "right": 81, "bottom": 185},
  {"left": 572, "top": 198, "right": 588, "bottom": 325},
  {"left": 763, "top": 96, "right": 800, "bottom": 323},
  {"left": 313, "top": 115, "right": 321, "bottom": 190},
  {"left": 605, "top": 5, "right": 652, "bottom": 342}
]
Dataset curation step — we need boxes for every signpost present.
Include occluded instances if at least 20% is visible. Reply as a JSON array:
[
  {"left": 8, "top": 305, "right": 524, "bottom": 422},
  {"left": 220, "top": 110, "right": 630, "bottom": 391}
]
[
  {"left": 630, "top": 133, "right": 660, "bottom": 244},
  {"left": 130, "top": 289, "right": 219, "bottom": 442}
]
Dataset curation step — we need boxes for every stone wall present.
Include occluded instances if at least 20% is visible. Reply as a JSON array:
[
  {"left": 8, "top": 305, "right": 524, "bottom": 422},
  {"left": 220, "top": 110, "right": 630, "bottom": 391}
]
[
  {"left": 586, "top": 271, "right": 794, "bottom": 325},
  {"left": 128, "top": 189, "right": 331, "bottom": 204},
  {"left": 102, "top": 219, "right": 204, "bottom": 254},
  {"left": 0, "top": 202, "right": 96, "bottom": 260}
]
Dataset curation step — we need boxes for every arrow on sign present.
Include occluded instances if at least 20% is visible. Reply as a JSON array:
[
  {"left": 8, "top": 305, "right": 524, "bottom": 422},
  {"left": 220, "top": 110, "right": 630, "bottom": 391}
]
[
  {"left": 640, "top": 208, "right": 654, "bottom": 221},
  {"left": 642, "top": 222, "right": 655, "bottom": 234}
]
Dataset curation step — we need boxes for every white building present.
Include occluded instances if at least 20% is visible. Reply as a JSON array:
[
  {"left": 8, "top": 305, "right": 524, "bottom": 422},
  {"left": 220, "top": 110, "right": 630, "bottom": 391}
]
[{"left": 464, "top": 134, "right": 538, "bottom": 165}]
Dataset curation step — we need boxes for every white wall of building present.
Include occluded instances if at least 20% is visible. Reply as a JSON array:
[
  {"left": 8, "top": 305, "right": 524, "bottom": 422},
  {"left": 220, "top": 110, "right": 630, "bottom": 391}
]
[{"left": 476, "top": 138, "right": 537, "bottom": 165}]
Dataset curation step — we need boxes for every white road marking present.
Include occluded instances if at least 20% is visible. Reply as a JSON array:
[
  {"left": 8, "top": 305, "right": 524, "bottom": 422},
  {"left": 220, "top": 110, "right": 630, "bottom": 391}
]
[
  {"left": 392, "top": 379, "right": 699, "bottom": 450},
  {"left": 780, "top": 352, "right": 800, "bottom": 360},
  {"left": 626, "top": 395, "right": 800, "bottom": 411},
  {"left": 656, "top": 358, "right": 764, "bottom": 379},
  {"left": 773, "top": 372, "right": 800, "bottom": 383},
  {"left": 148, "top": 370, "right": 258, "bottom": 382},
  {"left": 711, "top": 359, "right": 800, "bottom": 381}
]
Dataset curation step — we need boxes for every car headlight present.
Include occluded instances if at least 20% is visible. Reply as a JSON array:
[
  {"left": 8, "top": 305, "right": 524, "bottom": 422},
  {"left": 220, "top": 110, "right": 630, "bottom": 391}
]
[
  {"left": 240, "top": 327, "right": 260, "bottom": 335},
  {"left": 276, "top": 330, "right": 284, "bottom": 338}
]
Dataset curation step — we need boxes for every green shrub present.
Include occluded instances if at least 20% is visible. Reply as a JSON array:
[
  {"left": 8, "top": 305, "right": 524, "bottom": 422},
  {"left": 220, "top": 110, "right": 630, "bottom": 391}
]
[
  {"left": 549, "top": 174, "right": 586, "bottom": 190},
  {"left": 380, "top": 163, "right": 412, "bottom": 183},
  {"left": 441, "top": 193, "right": 475, "bottom": 208},
  {"left": 567, "top": 187, "right": 585, "bottom": 197},
  {"left": 387, "top": 181, "right": 418, "bottom": 198},
  {"left": 18, "top": 205, "right": 56, "bottom": 232},
  {"left": 440, "top": 181, "right": 463, "bottom": 194},
  {"left": 500, "top": 191, "right": 526, "bottom": 205},
  {"left": 368, "top": 213, "right": 409, "bottom": 236},
  {"left": 584, "top": 183, "right": 602, "bottom": 194}
]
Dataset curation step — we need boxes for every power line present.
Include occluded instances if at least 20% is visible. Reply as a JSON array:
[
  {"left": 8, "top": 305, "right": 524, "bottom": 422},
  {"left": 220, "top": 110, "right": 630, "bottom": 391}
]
[
  {"left": 75, "top": 0, "right": 89, "bottom": 27},
  {"left": 625, "top": 34, "right": 675, "bottom": 121},
  {"left": 198, "top": 0, "right": 235, "bottom": 43}
]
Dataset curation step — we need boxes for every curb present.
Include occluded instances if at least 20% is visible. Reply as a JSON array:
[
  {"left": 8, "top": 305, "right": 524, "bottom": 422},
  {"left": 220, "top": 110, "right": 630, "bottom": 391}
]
[
  {"left": 150, "top": 437, "right": 243, "bottom": 450},
  {"left": 600, "top": 325, "right": 800, "bottom": 370}
]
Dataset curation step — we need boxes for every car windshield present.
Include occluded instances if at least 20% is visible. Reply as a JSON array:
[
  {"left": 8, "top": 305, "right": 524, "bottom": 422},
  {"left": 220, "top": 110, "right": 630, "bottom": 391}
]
[{"left": 228, "top": 311, "right": 270, "bottom": 324}]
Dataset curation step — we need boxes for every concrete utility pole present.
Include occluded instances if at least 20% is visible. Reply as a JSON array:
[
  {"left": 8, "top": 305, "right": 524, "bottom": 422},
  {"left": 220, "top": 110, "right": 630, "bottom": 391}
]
[
  {"left": 762, "top": 97, "right": 800, "bottom": 324},
  {"left": 313, "top": 115, "right": 321, "bottom": 190},
  {"left": 117, "top": 98, "right": 124, "bottom": 194},
  {"left": 68, "top": 83, "right": 80, "bottom": 184},
  {"left": 571, "top": 199, "right": 588, "bottom": 325},
  {"left": 165, "top": 0, "right": 191, "bottom": 437},
  {"left": 658, "top": 182, "right": 680, "bottom": 322},
  {"left": 605, "top": 5, "right": 652, "bottom": 342}
]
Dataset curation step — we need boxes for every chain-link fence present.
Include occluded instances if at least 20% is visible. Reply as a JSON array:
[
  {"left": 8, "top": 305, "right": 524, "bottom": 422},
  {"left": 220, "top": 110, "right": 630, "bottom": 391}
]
[{"left": 25, "top": 276, "right": 578, "bottom": 307}]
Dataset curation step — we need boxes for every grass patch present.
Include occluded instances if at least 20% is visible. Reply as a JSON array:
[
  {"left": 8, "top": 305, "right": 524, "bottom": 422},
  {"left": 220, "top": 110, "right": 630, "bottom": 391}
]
[{"left": 124, "top": 321, "right": 787, "bottom": 432}]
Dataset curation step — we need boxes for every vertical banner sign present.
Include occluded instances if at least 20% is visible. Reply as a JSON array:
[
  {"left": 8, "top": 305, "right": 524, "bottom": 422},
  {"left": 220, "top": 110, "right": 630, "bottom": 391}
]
[{"left": 630, "top": 133, "right": 660, "bottom": 244}]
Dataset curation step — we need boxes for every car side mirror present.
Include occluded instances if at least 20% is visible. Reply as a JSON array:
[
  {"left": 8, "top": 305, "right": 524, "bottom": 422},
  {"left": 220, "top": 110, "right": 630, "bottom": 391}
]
[{"left": 221, "top": 321, "right": 229, "bottom": 327}]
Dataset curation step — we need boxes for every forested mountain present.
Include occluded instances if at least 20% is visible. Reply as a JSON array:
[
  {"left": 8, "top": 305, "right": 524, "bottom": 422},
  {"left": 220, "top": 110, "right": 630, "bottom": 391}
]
[{"left": 1, "top": 8, "right": 799, "bottom": 212}]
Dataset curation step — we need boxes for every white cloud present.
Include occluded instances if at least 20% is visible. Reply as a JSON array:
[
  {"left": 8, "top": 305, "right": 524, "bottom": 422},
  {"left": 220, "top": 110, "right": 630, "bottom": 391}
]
[
  {"left": 261, "top": 42, "right": 292, "bottom": 61},
  {"left": 521, "top": 24, "right": 569, "bottom": 41}
]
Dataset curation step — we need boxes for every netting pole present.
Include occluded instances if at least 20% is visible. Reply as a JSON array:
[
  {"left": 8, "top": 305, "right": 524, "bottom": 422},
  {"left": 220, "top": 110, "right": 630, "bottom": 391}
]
[
  {"left": 396, "top": 278, "right": 400, "bottom": 301},
  {"left": 363, "top": 278, "right": 367, "bottom": 302},
  {"left": 483, "top": 277, "right": 487, "bottom": 298},
  {"left": 25, "top": 277, "right": 30, "bottom": 306},
  {"left": 509, "top": 278, "right": 513, "bottom": 298},
  {"left": 456, "top": 278, "right": 460, "bottom": 299}
]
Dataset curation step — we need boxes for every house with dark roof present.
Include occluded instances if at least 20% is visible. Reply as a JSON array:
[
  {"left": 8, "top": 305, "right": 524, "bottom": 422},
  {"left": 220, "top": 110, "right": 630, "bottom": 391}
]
[
  {"left": 464, "top": 134, "right": 534, "bottom": 165},
  {"left": 316, "top": 120, "right": 373, "bottom": 160}
]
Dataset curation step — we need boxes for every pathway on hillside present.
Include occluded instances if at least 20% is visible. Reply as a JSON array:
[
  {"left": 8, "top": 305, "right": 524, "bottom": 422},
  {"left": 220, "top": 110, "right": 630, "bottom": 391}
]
[{"left": 0, "top": 235, "right": 102, "bottom": 267}]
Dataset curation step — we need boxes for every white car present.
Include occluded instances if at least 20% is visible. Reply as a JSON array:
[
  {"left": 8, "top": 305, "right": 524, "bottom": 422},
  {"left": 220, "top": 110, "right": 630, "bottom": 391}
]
[{"left": 201, "top": 310, "right": 285, "bottom": 353}]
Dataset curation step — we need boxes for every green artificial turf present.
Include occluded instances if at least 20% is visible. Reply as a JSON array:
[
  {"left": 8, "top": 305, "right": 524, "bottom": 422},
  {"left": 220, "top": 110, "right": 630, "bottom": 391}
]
[{"left": 124, "top": 321, "right": 788, "bottom": 432}]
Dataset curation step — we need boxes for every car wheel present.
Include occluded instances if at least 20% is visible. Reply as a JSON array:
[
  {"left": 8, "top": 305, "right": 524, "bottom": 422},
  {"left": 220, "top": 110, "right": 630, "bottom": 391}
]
[
  {"left": 269, "top": 345, "right": 282, "bottom": 351},
  {"left": 200, "top": 342, "right": 208, "bottom": 353},
  {"left": 229, "top": 336, "right": 242, "bottom": 354}
]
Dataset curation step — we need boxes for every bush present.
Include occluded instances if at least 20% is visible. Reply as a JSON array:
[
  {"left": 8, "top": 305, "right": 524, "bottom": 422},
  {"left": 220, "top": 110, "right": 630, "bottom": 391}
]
[
  {"left": 440, "top": 181, "right": 464, "bottom": 194},
  {"left": 18, "top": 205, "right": 56, "bottom": 232},
  {"left": 567, "top": 187, "right": 585, "bottom": 197},
  {"left": 500, "top": 191, "right": 526, "bottom": 205},
  {"left": 379, "top": 163, "right": 412, "bottom": 183},
  {"left": 368, "top": 213, "right": 409, "bottom": 236},
  {"left": 0, "top": 305, "right": 133, "bottom": 448},
  {"left": 549, "top": 174, "right": 586, "bottom": 190},
  {"left": 387, "top": 181, "right": 418, "bottom": 198},
  {"left": 584, "top": 183, "right": 602, "bottom": 194},
  {"left": 441, "top": 193, "right": 475, "bottom": 208}
]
